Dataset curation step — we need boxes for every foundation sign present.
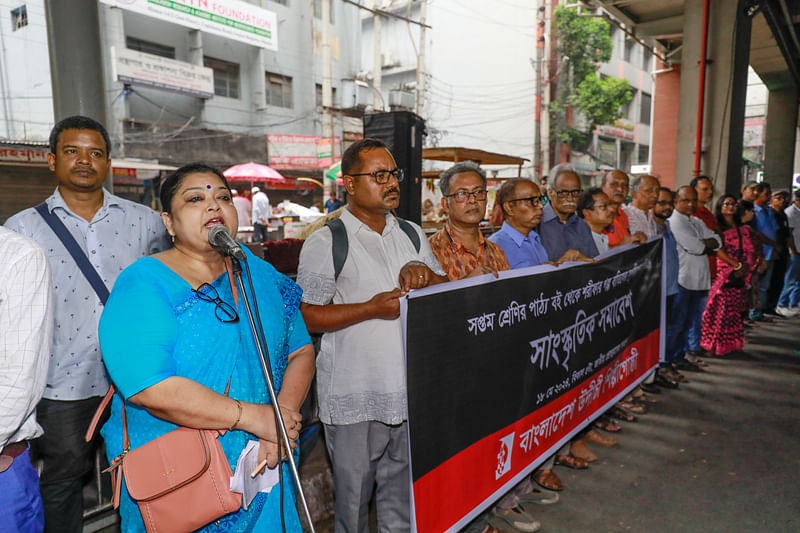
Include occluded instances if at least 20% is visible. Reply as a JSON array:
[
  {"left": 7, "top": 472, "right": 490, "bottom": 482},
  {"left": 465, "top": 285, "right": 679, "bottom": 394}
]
[{"left": 100, "top": 0, "right": 278, "bottom": 51}]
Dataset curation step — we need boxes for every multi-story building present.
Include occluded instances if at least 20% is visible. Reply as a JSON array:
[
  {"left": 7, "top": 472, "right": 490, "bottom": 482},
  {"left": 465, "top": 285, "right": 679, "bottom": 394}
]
[
  {"left": 573, "top": 22, "right": 655, "bottom": 185},
  {"left": 0, "top": 0, "right": 362, "bottom": 220}
]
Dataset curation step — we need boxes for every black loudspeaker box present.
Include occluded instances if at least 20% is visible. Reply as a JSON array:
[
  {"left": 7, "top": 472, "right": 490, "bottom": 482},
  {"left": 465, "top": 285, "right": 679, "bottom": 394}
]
[{"left": 363, "top": 111, "right": 425, "bottom": 224}]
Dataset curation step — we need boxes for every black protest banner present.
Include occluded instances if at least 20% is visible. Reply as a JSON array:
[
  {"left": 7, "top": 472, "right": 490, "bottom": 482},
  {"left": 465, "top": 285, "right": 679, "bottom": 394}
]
[{"left": 402, "top": 239, "right": 664, "bottom": 533}]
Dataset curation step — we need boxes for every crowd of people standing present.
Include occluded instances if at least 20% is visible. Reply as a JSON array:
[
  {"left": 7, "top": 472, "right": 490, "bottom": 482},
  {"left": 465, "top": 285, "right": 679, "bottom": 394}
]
[{"left": 2, "top": 123, "right": 799, "bottom": 533}]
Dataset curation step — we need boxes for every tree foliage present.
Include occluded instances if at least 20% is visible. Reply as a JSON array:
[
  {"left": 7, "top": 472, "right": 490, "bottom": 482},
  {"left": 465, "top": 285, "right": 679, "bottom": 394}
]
[{"left": 550, "top": 6, "right": 633, "bottom": 151}]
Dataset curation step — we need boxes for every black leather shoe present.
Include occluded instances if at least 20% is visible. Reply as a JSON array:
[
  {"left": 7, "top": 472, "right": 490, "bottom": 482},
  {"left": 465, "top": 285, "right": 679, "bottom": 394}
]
[
  {"left": 674, "top": 359, "right": 704, "bottom": 372},
  {"left": 639, "top": 383, "right": 661, "bottom": 394},
  {"left": 655, "top": 371, "right": 679, "bottom": 389}
]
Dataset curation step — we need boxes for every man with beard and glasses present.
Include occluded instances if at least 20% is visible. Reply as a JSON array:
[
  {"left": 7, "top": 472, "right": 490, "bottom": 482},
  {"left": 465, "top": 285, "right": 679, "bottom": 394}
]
[
  {"left": 4, "top": 116, "right": 169, "bottom": 533},
  {"left": 538, "top": 164, "right": 597, "bottom": 262},
  {"left": 297, "top": 138, "right": 447, "bottom": 533},
  {"left": 652, "top": 188, "right": 685, "bottom": 388}
]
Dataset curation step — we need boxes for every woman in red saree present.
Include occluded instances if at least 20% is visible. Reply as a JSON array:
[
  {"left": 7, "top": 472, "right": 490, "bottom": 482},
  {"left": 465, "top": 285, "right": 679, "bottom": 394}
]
[{"left": 701, "top": 195, "right": 758, "bottom": 356}]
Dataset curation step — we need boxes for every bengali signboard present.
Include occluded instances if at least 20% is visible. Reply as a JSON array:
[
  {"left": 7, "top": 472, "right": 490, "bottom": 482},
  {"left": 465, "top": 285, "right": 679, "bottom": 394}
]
[
  {"left": 402, "top": 240, "right": 664, "bottom": 532},
  {"left": 267, "top": 134, "right": 340, "bottom": 170},
  {"left": 111, "top": 47, "right": 214, "bottom": 98},
  {"left": 0, "top": 145, "right": 48, "bottom": 165},
  {"left": 100, "top": 0, "right": 278, "bottom": 50},
  {"left": 743, "top": 118, "right": 764, "bottom": 148}
]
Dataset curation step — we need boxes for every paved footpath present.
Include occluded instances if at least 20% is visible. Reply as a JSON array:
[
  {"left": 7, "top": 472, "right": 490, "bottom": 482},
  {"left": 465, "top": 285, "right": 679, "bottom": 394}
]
[
  {"left": 525, "top": 315, "right": 800, "bottom": 533},
  {"left": 307, "top": 315, "right": 800, "bottom": 533}
]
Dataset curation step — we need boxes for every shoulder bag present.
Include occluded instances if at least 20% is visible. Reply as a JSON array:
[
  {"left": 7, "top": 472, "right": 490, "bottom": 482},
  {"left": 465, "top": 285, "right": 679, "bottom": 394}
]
[{"left": 85, "top": 264, "right": 243, "bottom": 533}]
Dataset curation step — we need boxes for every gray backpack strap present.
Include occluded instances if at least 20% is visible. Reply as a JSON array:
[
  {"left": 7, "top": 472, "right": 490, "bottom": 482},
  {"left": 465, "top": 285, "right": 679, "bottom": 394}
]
[
  {"left": 326, "top": 218, "right": 348, "bottom": 281},
  {"left": 397, "top": 217, "right": 421, "bottom": 252},
  {"left": 327, "top": 216, "right": 420, "bottom": 281}
]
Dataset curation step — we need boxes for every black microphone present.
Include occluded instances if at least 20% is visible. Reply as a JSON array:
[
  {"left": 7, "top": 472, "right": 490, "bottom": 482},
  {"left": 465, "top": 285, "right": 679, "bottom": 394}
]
[{"left": 208, "top": 225, "right": 246, "bottom": 260}]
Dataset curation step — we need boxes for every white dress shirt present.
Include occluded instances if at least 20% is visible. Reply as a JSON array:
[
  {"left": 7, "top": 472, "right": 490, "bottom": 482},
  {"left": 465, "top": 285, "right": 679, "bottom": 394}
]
[
  {"left": 251, "top": 191, "right": 271, "bottom": 224},
  {"left": 668, "top": 210, "right": 721, "bottom": 290},
  {"left": 0, "top": 226, "right": 53, "bottom": 448},
  {"left": 590, "top": 230, "right": 609, "bottom": 256},
  {"left": 623, "top": 204, "right": 659, "bottom": 238},
  {"left": 4, "top": 188, "right": 170, "bottom": 400},
  {"left": 296, "top": 208, "right": 445, "bottom": 426}
]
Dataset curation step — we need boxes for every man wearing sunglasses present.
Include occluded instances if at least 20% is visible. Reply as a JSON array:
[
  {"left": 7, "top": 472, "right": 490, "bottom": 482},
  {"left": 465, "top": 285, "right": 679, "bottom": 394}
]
[
  {"left": 297, "top": 138, "right": 447, "bottom": 533},
  {"left": 429, "top": 162, "right": 510, "bottom": 281},
  {"left": 538, "top": 164, "right": 598, "bottom": 262},
  {"left": 489, "top": 178, "right": 549, "bottom": 269}
]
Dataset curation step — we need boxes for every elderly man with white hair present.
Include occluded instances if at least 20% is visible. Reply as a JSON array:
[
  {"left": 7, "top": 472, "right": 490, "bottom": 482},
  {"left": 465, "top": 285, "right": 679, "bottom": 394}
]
[{"left": 537, "top": 163, "right": 597, "bottom": 262}]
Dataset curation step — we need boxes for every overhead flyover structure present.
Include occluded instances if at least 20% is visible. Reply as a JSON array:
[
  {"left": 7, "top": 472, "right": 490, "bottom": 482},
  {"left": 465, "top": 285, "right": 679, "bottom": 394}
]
[{"left": 581, "top": 0, "right": 800, "bottom": 194}]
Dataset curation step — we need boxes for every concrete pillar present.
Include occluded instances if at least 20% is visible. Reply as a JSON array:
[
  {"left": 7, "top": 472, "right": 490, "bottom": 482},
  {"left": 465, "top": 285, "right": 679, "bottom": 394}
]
[
  {"left": 99, "top": 5, "right": 129, "bottom": 158},
  {"left": 188, "top": 30, "right": 210, "bottom": 124},
  {"left": 250, "top": 48, "right": 268, "bottom": 126},
  {"left": 45, "top": 0, "right": 107, "bottom": 124},
  {"left": 763, "top": 85, "right": 799, "bottom": 189},
  {"left": 674, "top": 0, "right": 752, "bottom": 196}
]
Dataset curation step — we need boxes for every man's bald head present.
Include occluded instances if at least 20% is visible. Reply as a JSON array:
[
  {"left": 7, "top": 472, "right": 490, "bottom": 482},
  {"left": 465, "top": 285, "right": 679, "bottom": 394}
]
[{"left": 675, "top": 185, "right": 698, "bottom": 216}]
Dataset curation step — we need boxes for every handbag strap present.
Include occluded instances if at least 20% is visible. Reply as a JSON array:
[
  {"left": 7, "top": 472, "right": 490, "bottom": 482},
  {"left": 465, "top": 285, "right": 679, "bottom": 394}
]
[{"left": 34, "top": 202, "right": 110, "bottom": 304}]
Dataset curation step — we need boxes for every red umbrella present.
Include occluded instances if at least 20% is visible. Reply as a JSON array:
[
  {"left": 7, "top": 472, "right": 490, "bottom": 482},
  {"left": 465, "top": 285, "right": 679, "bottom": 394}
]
[{"left": 223, "top": 162, "right": 287, "bottom": 183}]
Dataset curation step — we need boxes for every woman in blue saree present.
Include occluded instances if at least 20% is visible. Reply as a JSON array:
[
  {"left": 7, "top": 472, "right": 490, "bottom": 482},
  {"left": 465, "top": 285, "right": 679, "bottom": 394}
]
[{"left": 98, "top": 163, "right": 315, "bottom": 532}]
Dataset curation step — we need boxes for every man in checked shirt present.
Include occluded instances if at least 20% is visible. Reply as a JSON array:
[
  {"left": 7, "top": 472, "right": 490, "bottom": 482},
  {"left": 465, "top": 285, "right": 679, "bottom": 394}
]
[{"left": 0, "top": 226, "right": 53, "bottom": 532}]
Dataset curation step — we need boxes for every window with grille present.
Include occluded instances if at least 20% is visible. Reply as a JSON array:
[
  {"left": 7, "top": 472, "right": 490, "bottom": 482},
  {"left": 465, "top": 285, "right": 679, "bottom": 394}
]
[
  {"left": 313, "top": 0, "right": 334, "bottom": 23},
  {"left": 11, "top": 5, "right": 27, "bottom": 31},
  {"left": 204, "top": 56, "right": 240, "bottom": 99},
  {"left": 638, "top": 145, "right": 650, "bottom": 165},
  {"left": 266, "top": 72, "right": 293, "bottom": 108},
  {"left": 640, "top": 92, "right": 651, "bottom": 125},
  {"left": 624, "top": 39, "right": 636, "bottom": 63},
  {"left": 315, "top": 83, "right": 337, "bottom": 107},
  {"left": 126, "top": 36, "right": 175, "bottom": 59}
]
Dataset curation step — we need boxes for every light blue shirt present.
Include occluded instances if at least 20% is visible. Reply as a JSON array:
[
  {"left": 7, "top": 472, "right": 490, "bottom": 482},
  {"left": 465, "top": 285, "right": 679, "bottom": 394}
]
[
  {"left": 753, "top": 203, "right": 778, "bottom": 260},
  {"left": 659, "top": 221, "right": 680, "bottom": 296},
  {"left": 4, "top": 188, "right": 170, "bottom": 400},
  {"left": 488, "top": 221, "right": 549, "bottom": 269}
]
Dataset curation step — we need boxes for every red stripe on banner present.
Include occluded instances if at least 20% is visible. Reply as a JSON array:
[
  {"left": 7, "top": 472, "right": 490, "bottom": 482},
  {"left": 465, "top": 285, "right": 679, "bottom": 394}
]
[{"left": 412, "top": 329, "right": 661, "bottom": 533}]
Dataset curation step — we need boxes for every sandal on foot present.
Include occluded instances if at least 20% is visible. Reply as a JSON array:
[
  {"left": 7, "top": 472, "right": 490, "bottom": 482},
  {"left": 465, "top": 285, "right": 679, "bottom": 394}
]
[
  {"left": 569, "top": 439, "right": 598, "bottom": 462},
  {"left": 584, "top": 428, "right": 618, "bottom": 447},
  {"left": 519, "top": 488, "right": 560, "bottom": 506},
  {"left": 533, "top": 469, "right": 563, "bottom": 491},
  {"left": 609, "top": 406, "right": 637, "bottom": 422},
  {"left": 554, "top": 454, "right": 589, "bottom": 469},
  {"left": 594, "top": 416, "right": 622, "bottom": 433},
  {"left": 619, "top": 400, "right": 647, "bottom": 414}
]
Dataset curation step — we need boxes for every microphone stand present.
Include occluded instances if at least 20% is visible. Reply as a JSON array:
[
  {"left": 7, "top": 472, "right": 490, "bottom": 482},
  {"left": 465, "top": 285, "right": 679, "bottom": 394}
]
[{"left": 229, "top": 254, "right": 316, "bottom": 532}]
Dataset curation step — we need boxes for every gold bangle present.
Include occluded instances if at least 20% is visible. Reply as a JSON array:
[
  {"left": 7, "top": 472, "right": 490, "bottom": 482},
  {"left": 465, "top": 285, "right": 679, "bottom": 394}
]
[{"left": 229, "top": 399, "right": 243, "bottom": 431}]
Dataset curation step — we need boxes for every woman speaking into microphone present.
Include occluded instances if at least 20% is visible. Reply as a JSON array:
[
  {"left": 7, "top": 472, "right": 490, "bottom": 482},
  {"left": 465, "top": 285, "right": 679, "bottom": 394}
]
[{"left": 98, "top": 163, "right": 315, "bottom": 532}]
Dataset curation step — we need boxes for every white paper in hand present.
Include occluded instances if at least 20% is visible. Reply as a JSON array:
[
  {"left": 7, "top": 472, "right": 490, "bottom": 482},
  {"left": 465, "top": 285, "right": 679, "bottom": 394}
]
[{"left": 230, "top": 440, "right": 280, "bottom": 510}]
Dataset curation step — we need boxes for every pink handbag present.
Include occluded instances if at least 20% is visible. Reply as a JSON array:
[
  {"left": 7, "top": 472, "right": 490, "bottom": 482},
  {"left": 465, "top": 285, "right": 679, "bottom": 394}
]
[
  {"left": 86, "top": 387, "right": 243, "bottom": 533},
  {"left": 85, "top": 266, "right": 244, "bottom": 532}
]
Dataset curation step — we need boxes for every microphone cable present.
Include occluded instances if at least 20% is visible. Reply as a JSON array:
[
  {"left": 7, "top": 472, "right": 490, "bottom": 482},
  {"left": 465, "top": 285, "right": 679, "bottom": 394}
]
[{"left": 241, "top": 252, "right": 287, "bottom": 532}]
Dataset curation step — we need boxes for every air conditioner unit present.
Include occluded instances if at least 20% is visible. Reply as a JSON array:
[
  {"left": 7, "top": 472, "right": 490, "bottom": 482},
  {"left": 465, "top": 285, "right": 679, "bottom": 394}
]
[
  {"left": 389, "top": 89, "right": 415, "bottom": 111},
  {"left": 342, "top": 78, "right": 372, "bottom": 109}
]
